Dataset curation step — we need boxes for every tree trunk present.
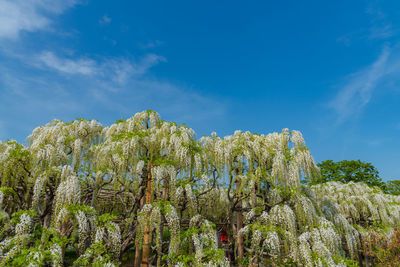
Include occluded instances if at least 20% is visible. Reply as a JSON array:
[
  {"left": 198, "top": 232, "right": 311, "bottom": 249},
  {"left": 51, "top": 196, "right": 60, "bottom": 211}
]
[
  {"left": 134, "top": 181, "right": 146, "bottom": 267},
  {"left": 60, "top": 219, "right": 69, "bottom": 265},
  {"left": 236, "top": 176, "right": 245, "bottom": 267},
  {"left": 134, "top": 200, "right": 144, "bottom": 267},
  {"left": 237, "top": 204, "right": 244, "bottom": 266},
  {"left": 157, "top": 178, "right": 168, "bottom": 267},
  {"left": 134, "top": 243, "right": 142, "bottom": 267},
  {"left": 141, "top": 162, "right": 153, "bottom": 267}
]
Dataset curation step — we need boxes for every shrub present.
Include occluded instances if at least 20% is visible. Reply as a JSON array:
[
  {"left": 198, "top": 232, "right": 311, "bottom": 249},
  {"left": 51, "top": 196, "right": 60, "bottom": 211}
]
[{"left": 362, "top": 229, "right": 400, "bottom": 266}]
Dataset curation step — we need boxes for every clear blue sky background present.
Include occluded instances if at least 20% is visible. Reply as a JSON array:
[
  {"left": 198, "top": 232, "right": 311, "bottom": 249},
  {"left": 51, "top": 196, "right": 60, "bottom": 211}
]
[{"left": 1, "top": 1, "right": 400, "bottom": 180}]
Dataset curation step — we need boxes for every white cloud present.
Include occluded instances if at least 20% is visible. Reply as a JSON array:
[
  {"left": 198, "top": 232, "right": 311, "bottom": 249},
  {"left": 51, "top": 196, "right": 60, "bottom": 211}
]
[
  {"left": 369, "top": 24, "right": 396, "bottom": 39},
  {"left": 139, "top": 40, "right": 163, "bottom": 49},
  {"left": 35, "top": 51, "right": 166, "bottom": 85},
  {"left": 366, "top": 5, "right": 397, "bottom": 40},
  {"left": 0, "top": 0, "right": 227, "bottom": 140},
  {"left": 336, "top": 6, "right": 397, "bottom": 46},
  {"left": 38, "top": 51, "right": 97, "bottom": 75},
  {"left": 99, "top": 15, "right": 111, "bottom": 25},
  {"left": 0, "top": 49, "right": 225, "bottom": 132},
  {"left": 330, "top": 46, "right": 390, "bottom": 120},
  {"left": 0, "top": 0, "right": 77, "bottom": 39}
]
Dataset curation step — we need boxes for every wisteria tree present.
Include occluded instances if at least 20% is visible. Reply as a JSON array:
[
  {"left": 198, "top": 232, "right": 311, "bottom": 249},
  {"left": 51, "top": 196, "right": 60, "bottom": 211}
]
[{"left": 0, "top": 110, "right": 399, "bottom": 266}]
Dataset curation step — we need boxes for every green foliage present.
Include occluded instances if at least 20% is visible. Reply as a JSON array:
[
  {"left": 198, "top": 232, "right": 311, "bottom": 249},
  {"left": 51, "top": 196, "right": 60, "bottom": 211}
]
[
  {"left": 73, "top": 241, "right": 116, "bottom": 266},
  {"left": 115, "top": 118, "right": 126, "bottom": 124},
  {"left": 153, "top": 157, "right": 177, "bottom": 166},
  {"left": 315, "top": 160, "right": 385, "bottom": 188},
  {"left": 201, "top": 246, "right": 225, "bottom": 263},
  {"left": 7, "top": 247, "right": 52, "bottom": 266},
  {"left": 362, "top": 229, "right": 400, "bottom": 266},
  {"left": 275, "top": 184, "right": 298, "bottom": 200},
  {"left": 163, "top": 252, "right": 196, "bottom": 266},
  {"left": 10, "top": 209, "right": 36, "bottom": 225},
  {"left": 0, "top": 220, "right": 71, "bottom": 266},
  {"left": 96, "top": 213, "right": 116, "bottom": 227},
  {"left": 41, "top": 227, "right": 71, "bottom": 247},
  {"left": 385, "top": 180, "right": 400, "bottom": 195},
  {"left": 66, "top": 204, "right": 95, "bottom": 216},
  {"left": 111, "top": 130, "right": 149, "bottom": 141},
  {"left": 6, "top": 141, "right": 30, "bottom": 161},
  {"left": 182, "top": 141, "right": 202, "bottom": 154},
  {"left": 175, "top": 176, "right": 196, "bottom": 189},
  {"left": 332, "top": 255, "right": 359, "bottom": 267},
  {"left": 314, "top": 160, "right": 400, "bottom": 196},
  {"left": 0, "top": 187, "right": 17, "bottom": 198},
  {"left": 273, "top": 257, "right": 299, "bottom": 266}
]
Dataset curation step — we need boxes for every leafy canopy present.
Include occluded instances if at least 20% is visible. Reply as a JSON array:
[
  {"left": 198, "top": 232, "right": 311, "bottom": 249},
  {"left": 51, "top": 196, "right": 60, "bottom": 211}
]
[
  {"left": 386, "top": 180, "right": 400, "bottom": 195},
  {"left": 315, "top": 160, "right": 385, "bottom": 188}
]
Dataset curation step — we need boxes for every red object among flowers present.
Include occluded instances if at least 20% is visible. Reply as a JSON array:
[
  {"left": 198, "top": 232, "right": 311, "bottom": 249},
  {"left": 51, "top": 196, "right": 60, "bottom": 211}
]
[{"left": 219, "top": 229, "right": 228, "bottom": 243}]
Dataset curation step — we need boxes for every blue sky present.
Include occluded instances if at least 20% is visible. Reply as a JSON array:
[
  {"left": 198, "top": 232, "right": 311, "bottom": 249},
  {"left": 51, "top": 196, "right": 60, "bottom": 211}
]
[{"left": 1, "top": 1, "right": 400, "bottom": 180}]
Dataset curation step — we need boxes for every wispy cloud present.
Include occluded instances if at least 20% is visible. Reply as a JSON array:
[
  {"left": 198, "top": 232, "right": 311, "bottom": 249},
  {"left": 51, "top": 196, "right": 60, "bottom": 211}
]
[
  {"left": 369, "top": 24, "right": 396, "bottom": 39},
  {"left": 37, "top": 51, "right": 97, "bottom": 75},
  {"left": 99, "top": 15, "right": 111, "bottom": 25},
  {"left": 0, "top": 0, "right": 227, "bottom": 141},
  {"left": 0, "top": 0, "right": 77, "bottom": 39},
  {"left": 336, "top": 35, "right": 352, "bottom": 46},
  {"left": 330, "top": 46, "right": 390, "bottom": 121},
  {"left": 336, "top": 5, "right": 397, "bottom": 46},
  {"left": 0, "top": 48, "right": 226, "bottom": 140},
  {"left": 366, "top": 5, "right": 397, "bottom": 40},
  {"left": 139, "top": 40, "right": 164, "bottom": 49},
  {"left": 34, "top": 51, "right": 166, "bottom": 84}
]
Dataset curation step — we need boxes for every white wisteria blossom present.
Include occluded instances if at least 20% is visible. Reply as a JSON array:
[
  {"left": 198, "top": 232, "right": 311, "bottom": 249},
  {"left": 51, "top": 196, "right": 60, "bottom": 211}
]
[{"left": 1, "top": 110, "right": 400, "bottom": 266}]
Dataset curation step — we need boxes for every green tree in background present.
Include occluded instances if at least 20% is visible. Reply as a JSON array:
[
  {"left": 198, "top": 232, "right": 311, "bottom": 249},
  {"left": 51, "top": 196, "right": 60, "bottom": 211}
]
[
  {"left": 315, "top": 160, "right": 386, "bottom": 188},
  {"left": 315, "top": 159, "right": 400, "bottom": 195},
  {"left": 385, "top": 180, "right": 400, "bottom": 195}
]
